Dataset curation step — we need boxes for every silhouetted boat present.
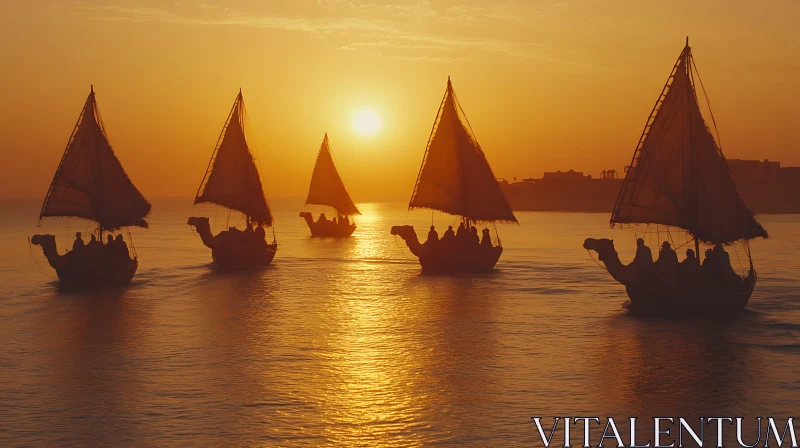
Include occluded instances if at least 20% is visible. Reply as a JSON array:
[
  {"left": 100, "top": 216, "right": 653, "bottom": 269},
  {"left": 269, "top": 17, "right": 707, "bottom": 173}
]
[
  {"left": 391, "top": 77, "right": 517, "bottom": 274},
  {"left": 584, "top": 39, "right": 768, "bottom": 316},
  {"left": 299, "top": 133, "right": 360, "bottom": 237},
  {"left": 188, "top": 90, "right": 277, "bottom": 269},
  {"left": 31, "top": 86, "right": 151, "bottom": 291}
]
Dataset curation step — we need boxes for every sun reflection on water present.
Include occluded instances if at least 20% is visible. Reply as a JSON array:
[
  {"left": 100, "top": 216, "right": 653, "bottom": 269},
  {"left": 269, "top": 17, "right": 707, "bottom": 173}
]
[
  {"left": 347, "top": 203, "right": 393, "bottom": 261},
  {"left": 317, "top": 261, "right": 428, "bottom": 447}
]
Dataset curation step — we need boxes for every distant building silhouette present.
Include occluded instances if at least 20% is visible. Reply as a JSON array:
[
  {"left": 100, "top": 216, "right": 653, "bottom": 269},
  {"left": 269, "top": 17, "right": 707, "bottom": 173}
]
[
  {"left": 727, "top": 159, "right": 781, "bottom": 184},
  {"left": 600, "top": 169, "right": 618, "bottom": 179},
  {"left": 502, "top": 160, "right": 800, "bottom": 213},
  {"left": 542, "top": 169, "right": 590, "bottom": 181}
]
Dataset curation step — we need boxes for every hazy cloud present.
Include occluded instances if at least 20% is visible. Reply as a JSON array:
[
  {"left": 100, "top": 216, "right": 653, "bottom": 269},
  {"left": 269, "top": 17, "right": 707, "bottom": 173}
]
[{"left": 51, "top": 1, "right": 610, "bottom": 71}]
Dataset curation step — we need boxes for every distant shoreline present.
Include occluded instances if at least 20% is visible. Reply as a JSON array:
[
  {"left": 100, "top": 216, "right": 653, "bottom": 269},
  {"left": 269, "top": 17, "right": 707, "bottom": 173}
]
[{"left": 502, "top": 160, "right": 800, "bottom": 215}]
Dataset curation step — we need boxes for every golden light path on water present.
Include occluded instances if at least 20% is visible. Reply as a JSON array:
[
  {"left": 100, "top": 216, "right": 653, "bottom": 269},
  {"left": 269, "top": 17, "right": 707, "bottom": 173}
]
[
  {"left": 0, "top": 199, "right": 798, "bottom": 446},
  {"left": 310, "top": 204, "right": 426, "bottom": 446}
]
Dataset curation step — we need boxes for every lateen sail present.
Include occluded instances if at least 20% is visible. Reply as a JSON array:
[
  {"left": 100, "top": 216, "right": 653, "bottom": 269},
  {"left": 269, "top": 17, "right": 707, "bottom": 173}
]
[
  {"left": 409, "top": 78, "right": 517, "bottom": 223},
  {"left": 40, "top": 87, "right": 151, "bottom": 230},
  {"left": 195, "top": 92, "right": 273, "bottom": 226},
  {"left": 611, "top": 44, "right": 767, "bottom": 245},
  {"left": 305, "top": 134, "right": 360, "bottom": 216}
]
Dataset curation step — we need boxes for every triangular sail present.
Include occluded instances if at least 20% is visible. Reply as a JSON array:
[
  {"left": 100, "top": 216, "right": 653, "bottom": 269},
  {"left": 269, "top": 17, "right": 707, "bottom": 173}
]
[
  {"left": 195, "top": 92, "right": 273, "bottom": 226},
  {"left": 611, "top": 43, "right": 767, "bottom": 244},
  {"left": 409, "top": 78, "right": 517, "bottom": 223},
  {"left": 305, "top": 134, "right": 360, "bottom": 216},
  {"left": 39, "top": 87, "right": 151, "bottom": 230}
]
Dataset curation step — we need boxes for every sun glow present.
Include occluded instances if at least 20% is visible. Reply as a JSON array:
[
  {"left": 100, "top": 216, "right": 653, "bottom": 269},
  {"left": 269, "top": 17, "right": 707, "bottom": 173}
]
[{"left": 352, "top": 110, "right": 381, "bottom": 136}]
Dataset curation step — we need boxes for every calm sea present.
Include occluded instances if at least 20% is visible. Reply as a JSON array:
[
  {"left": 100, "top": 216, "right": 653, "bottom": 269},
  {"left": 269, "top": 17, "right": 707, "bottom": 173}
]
[{"left": 1, "top": 198, "right": 798, "bottom": 447}]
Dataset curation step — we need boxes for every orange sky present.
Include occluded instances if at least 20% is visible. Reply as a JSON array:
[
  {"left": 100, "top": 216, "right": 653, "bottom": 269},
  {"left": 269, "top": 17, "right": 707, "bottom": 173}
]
[{"left": 1, "top": 0, "right": 798, "bottom": 201}]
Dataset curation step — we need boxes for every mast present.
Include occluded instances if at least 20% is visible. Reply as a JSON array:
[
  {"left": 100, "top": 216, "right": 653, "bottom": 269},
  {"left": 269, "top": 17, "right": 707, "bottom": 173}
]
[
  {"left": 92, "top": 85, "right": 105, "bottom": 243},
  {"left": 451, "top": 78, "right": 469, "bottom": 221},
  {"left": 684, "top": 37, "right": 701, "bottom": 256}
]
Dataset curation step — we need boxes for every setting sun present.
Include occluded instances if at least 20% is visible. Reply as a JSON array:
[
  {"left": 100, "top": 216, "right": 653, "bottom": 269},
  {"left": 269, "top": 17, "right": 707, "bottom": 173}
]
[{"left": 353, "top": 110, "right": 381, "bottom": 136}]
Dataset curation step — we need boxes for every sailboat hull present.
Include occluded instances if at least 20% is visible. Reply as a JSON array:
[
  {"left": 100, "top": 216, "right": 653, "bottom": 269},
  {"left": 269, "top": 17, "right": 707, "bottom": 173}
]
[
  {"left": 623, "top": 270, "right": 756, "bottom": 316},
  {"left": 303, "top": 219, "right": 356, "bottom": 238},
  {"left": 418, "top": 245, "right": 503, "bottom": 274},
  {"left": 210, "top": 242, "right": 277, "bottom": 270},
  {"left": 55, "top": 258, "right": 138, "bottom": 292},
  {"left": 391, "top": 225, "right": 504, "bottom": 274}
]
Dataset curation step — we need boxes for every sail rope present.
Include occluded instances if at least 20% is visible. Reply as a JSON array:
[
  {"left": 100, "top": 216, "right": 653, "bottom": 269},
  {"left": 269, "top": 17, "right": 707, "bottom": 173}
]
[
  {"left": 689, "top": 53, "right": 723, "bottom": 150},
  {"left": 673, "top": 236, "right": 692, "bottom": 251},
  {"left": 393, "top": 235, "right": 415, "bottom": 262},
  {"left": 585, "top": 249, "right": 606, "bottom": 270},
  {"left": 27, "top": 237, "right": 57, "bottom": 280},
  {"left": 213, "top": 205, "right": 219, "bottom": 234},
  {"left": 638, "top": 224, "right": 694, "bottom": 254},
  {"left": 732, "top": 242, "right": 746, "bottom": 275},
  {"left": 656, "top": 224, "right": 660, "bottom": 248},
  {"left": 452, "top": 87, "right": 479, "bottom": 147},
  {"left": 126, "top": 228, "right": 137, "bottom": 259}
]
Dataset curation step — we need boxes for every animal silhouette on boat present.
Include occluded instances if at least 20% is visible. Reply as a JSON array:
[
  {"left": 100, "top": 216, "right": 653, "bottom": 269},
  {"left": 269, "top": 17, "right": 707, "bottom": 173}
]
[
  {"left": 392, "top": 222, "right": 503, "bottom": 274},
  {"left": 32, "top": 233, "right": 139, "bottom": 290},
  {"left": 391, "top": 77, "right": 517, "bottom": 274},
  {"left": 30, "top": 86, "right": 150, "bottom": 291},
  {"left": 188, "top": 90, "right": 277, "bottom": 269},
  {"left": 583, "top": 39, "right": 767, "bottom": 316},
  {"left": 299, "top": 212, "right": 356, "bottom": 238},
  {"left": 300, "top": 133, "right": 360, "bottom": 238},
  {"left": 584, "top": 238, "right": 756, "bottom": 315},
  {"left": 188, "top": 217, "right": 276, "bottom": 267}
]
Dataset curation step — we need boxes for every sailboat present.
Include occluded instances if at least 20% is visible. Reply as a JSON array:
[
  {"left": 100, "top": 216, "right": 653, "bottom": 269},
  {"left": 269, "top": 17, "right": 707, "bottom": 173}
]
[
  {"left": 188, "top": 90, "right": 277, "bottom": 269},
  {"left": 391, "top": 77, "right": 518, "bottom": 274},
  {"left": 583, "top": 39, "right": 768, "bottom": 315},
  {"left": 31, "top": 86, "right": 151, "bottom": 291},
  {"left": 300, "top": 133, "right": 360, "bottom": 237}
]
